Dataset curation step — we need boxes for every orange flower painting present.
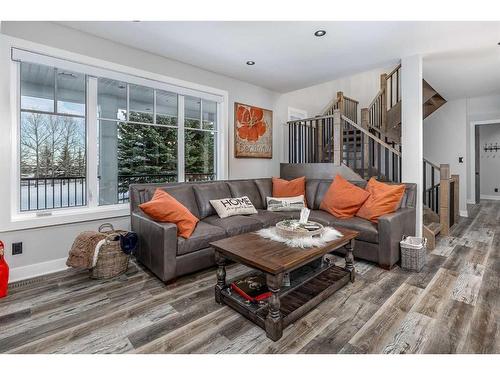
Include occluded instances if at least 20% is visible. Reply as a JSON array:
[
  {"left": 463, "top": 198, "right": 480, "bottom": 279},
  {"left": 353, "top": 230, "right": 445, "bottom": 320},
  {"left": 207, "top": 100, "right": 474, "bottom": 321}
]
[{"left": 234, "top": 103, "right": 272, "bottom": 158}]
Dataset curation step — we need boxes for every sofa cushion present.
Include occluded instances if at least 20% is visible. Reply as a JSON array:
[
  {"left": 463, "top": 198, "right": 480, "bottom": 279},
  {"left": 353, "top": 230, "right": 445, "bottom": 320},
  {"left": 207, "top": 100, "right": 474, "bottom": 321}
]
[
  {"left": 308, "top": 210, "right": 378, "bottom": 243},
  {"left": 307, "top": 210, "right": 338, "bottom": 226},
  {"left": 319, "top": 175, "right": 371, "bottom": 218},
  {"left": 139, "top": 189, "right": 199, "bottom": 239},
  {"left": 193, "top": 182, "right": 232, "bottom": 219},
  {"left": 203, "top": 215, "right": 262, "bottom": 236},
  {"left": 305, "top": 179, "right": 320, "bottom": 209},
  {"left": 248, "top": 209, "right": 289, "bottom": 227},
  {"left": 163, "top": 184, "right": 201, "bottom": 218},
  {"left": 177, "top": 221, "right": 227, "bottom": 256},
  {"left": 226, "top": 180, "right": 264, "bottom": 209},
  {"left": 254, "top": 178, "right": 272, "bottom": 208},
  {"left": 314, "top": 181, "right": 332, "bottom": 210},
  {"left": 328, "top": 216, "right": 379, "bottom": 244}
]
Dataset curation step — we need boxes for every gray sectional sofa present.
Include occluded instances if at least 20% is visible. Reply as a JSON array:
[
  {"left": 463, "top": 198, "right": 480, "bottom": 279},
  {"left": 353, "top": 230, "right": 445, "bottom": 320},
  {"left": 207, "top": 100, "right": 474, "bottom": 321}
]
[{"left": 130, "top": 178, "right": 416, "bottom": 283}]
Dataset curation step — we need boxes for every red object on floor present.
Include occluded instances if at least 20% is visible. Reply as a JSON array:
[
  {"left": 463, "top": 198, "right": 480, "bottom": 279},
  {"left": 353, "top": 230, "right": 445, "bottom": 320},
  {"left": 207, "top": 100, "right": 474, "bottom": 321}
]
[{"left": 0, "top": 240, "right": 9, "bottom": 298}]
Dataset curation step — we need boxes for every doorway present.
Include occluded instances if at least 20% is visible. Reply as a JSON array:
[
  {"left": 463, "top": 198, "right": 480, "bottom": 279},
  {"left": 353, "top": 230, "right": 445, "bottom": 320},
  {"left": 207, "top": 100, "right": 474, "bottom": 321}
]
[{"left": 471, "top": 121, "right": 500, "bottom": 203}]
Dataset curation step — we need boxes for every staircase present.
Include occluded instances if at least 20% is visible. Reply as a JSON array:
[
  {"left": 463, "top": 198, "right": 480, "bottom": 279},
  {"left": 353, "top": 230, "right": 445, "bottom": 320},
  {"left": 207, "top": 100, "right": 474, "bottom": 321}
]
[
  {"left": 286, "top": 63, "right": 457, "bottom": 246},
  {"left": 422, "top": 160, "right": 460, "bottom": 249}
]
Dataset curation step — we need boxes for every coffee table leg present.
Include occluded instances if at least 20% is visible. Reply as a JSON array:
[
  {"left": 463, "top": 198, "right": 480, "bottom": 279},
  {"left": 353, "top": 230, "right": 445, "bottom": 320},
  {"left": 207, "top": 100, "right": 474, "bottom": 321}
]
[
  {"left": 265, "top": 273, "right": 284, "bottom": 341},
  {"left": 214, "top": 251, "right": 226, "bottom": 304},
  {"left": 345, "top": 239, "right": 356, "bottom": 282}
]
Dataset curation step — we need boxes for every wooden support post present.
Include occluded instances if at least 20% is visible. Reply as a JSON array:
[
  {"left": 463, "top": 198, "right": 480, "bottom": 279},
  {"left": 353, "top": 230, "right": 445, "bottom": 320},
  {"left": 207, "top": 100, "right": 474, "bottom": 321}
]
[
  {"left": 439, "top": 164, "right": 450, "bottom": 236},
  {"left": 380, "top": 73, "right": 388, "bottom": 133},
  {"left": 317, "top": 119, "right": 323, "bottom": 163},
  {"left": 333, "top": 109, "right": 342, "bottom": 166},
  {"left": 452, "top": 174, "right": 460, "bottom": 224},
  {"left": 361, "top": 108, "right": 370, "bottom": 174},
  {"left": 336, "top": 91, "right": 345, "bottom": 116}
]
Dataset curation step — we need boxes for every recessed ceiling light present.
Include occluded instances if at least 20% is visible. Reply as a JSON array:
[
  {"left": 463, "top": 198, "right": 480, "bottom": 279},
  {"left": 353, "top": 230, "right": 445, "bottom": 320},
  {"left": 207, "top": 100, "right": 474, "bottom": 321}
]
[
  {"left": 314, "top": 30, "right": 327, "bottom": 37},
  {"left": 246, "top": 61, "right": 255, "bottom": 66}
]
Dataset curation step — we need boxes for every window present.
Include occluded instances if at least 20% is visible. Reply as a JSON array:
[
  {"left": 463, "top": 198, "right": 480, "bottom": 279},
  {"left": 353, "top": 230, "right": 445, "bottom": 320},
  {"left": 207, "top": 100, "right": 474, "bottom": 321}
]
[
  {"left": 20, "top": 62, "right": 86, "bottom": 211},
  {"left": 185, "top": 97, "right": 217, "bottom": 182},
  {"left": 16, "top": 55, "right": 222, "bottom": 213},
  {"left": 97, "top": 78, "right": 179, "bottom": 205}
]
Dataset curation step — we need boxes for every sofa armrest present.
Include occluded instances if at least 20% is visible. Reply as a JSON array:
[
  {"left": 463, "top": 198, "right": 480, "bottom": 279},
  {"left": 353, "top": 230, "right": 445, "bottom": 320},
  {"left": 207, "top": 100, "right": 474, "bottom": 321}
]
[
  {"left": 131, "top": 211, "right": 178, "bottom": 283},
  {"left": 377, "top": 207, "right": 416, "bottom": 268}
]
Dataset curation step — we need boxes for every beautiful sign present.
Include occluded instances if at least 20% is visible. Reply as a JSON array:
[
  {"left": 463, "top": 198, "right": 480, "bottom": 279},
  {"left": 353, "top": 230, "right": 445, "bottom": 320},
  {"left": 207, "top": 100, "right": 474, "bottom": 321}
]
[{"left": 234, "top": 102, "right": 272, "bottom": 158}]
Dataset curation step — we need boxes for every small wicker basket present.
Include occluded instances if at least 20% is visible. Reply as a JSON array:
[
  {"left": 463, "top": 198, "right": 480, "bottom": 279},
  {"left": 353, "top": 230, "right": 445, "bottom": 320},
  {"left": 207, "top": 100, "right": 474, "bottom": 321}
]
[
  {"left": 400, "top": 236, "right": 427, "bottom": 272},
  {"left": 91, "top": 224, "right": 130, "bottom": 279}
]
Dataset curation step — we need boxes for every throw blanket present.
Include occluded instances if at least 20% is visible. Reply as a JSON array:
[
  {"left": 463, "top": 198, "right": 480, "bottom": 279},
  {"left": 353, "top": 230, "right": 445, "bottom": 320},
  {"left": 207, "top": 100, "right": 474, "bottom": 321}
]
[
  {"left": 66, "top": 231, "right": 108, "bottom": 269},
  {"left": 257, "top": 227, "right": 343, "bottom": 249}
]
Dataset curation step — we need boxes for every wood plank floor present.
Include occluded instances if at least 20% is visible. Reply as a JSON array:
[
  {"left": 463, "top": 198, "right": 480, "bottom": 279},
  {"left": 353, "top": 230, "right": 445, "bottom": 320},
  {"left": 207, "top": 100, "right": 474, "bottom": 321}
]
[{"left": 1, "top": 200, "right": 498, "bottom": 354}]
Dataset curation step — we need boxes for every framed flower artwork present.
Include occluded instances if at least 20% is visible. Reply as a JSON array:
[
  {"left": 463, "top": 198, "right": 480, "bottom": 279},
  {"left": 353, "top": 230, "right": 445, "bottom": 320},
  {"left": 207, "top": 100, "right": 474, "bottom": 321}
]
[{"left": 234, "top": 102, "right": 272, "bottom": 158}]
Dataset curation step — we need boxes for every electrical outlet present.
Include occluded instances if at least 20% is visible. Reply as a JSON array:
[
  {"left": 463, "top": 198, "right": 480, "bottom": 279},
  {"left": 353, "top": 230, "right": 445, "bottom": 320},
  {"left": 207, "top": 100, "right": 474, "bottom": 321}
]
[
  {"left": 12, "top": 242, "right": 23, "bottom": 255},
  {"left": 495, "top": 188, "right": 499, "bottom": 193}
]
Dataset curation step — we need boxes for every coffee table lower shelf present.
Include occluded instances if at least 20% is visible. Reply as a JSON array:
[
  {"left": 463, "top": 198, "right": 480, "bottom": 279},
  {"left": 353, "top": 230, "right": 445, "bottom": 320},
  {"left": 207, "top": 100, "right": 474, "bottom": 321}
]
[{"left": 218, "top": 265, "right": 351, "bottom": 340}]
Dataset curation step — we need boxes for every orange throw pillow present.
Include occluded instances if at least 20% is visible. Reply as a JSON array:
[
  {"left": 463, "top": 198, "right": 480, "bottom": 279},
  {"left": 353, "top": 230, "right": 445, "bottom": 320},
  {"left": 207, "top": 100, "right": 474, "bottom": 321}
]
[
  {"left": 139, "top": 189, "right": 199, "bottom": 239},
  {"left": 319, "top": 175, "right": 371, "bottom": 218},
  {"left": 272, "top": 176, "right": 306, "bottom": 198},
  {"left": 356, "top": 178, "right": 406, "bottom": 223}
]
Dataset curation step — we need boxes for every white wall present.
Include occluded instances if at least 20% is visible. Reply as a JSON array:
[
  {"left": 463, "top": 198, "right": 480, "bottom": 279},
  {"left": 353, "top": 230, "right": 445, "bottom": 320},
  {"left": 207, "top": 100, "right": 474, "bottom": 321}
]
[
  {"left": 423, "top": 93, "right": 500, "bottom": 213},
  {"left": 0, "top": 22, "right": 280, "bottom": 276},
  {"left": 479, "top": 123, "right": 500, "bottom": 199},
  {"left": 275, "top": 66, "right": 392, "bottom": 161},
  {"left": 423, "top": 99, "right": 468, "bottom": 214}
]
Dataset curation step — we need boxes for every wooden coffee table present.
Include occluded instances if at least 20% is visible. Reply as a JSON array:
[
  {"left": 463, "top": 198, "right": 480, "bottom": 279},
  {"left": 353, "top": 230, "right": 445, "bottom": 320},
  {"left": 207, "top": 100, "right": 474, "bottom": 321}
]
[{"left": 210, "top": 227, "right": 358, "bottom": 341}]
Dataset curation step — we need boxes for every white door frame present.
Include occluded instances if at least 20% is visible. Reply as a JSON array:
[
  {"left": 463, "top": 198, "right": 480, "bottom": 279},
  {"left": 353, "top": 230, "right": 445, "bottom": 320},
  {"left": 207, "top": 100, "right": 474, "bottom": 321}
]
[{"left": 469, "top": 118, "right": 500, "bottom": 204}]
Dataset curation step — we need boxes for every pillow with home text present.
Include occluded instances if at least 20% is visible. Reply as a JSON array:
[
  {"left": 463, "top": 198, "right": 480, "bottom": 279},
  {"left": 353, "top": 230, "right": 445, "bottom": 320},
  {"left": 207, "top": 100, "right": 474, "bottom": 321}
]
[{"left": 210, "top": 196, "right": 257, "bottom": 218}]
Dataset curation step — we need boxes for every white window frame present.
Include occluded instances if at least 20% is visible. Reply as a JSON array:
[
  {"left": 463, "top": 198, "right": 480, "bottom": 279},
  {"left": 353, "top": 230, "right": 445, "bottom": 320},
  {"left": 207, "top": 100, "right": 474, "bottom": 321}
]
[{"left": 2, "top": 37, "right": 228, "bottom": 231}]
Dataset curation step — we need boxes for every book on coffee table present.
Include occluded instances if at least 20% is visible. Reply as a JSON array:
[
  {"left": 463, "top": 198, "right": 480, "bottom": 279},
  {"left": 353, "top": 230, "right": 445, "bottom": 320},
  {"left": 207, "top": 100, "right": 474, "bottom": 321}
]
[{"left": 230, "top": 274, "right": 271, "bottom": 303}]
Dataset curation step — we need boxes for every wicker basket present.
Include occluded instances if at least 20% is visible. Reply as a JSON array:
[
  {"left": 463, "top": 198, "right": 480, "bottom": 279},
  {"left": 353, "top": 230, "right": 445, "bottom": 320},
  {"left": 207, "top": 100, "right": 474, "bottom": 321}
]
[
  {"left": 275, "top": 220, "right": 324, "bottom": 239},
  {"left": 91, "top": 224, "right": 130, "bottom": 279},
  {"left": 400, "top": 236, "right": 427, "bottom": 272}
]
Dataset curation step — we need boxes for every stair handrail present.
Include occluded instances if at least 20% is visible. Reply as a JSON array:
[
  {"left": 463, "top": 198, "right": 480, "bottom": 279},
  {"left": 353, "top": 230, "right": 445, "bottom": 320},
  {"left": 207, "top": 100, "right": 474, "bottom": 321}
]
[
  {"left": 286, "top": 114, "right": 336, "bottom": 126},
  {"left": 423, "top": 158, "right": 441, "bottom": 171},
  {"left": 341, "top": 115, "right": 401, "bottom": 157}
]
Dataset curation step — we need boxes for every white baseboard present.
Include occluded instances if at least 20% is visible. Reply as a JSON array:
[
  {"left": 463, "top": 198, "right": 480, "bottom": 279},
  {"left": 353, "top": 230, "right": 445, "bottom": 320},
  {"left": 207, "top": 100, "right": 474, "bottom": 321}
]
[
  {"left": 459, "top": 210, "right": 469, "bottom": 218},
  {"left": 9, "top": 257, "right": 69, "bottom": 283},
  {"left": 480, "top": 194, "right": 500, "bottom": 201}
]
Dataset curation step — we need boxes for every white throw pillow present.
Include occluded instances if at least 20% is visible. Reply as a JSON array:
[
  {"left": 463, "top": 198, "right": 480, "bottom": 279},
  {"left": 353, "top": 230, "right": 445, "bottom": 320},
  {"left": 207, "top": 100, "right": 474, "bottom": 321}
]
[
  {"left": 210, "top": 196, "right": 258, "bottom": 218},
  {"left": 266, "top": 195, "right": 305, "bottom": 212}
]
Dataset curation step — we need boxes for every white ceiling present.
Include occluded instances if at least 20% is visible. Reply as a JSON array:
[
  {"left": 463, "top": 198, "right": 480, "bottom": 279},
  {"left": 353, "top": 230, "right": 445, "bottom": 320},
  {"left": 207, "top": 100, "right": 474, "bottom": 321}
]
[
  {"left": 424, "top": 47, "right": 500, "bottom": 100},
  {"left": 58, "top": 21, "right": 500, "bottom": 95}
]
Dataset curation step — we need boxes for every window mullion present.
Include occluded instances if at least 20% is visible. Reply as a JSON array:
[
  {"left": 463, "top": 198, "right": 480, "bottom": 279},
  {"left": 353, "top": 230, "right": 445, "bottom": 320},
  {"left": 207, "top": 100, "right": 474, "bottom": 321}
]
[
  {"left": 126, "top": 84, "right": 130, "bottom": 121},
  {"left": 86, "top": 76, "right": 98, "bottom": 208},
  {"left": 54, "top": 67, "right": 58, "bottom": 113},
  {"left": 153, "top": 89, "right": 157, "bottom": 124},
  {"left": 178, "top": 95, "right": 185, "bottom": 182}
]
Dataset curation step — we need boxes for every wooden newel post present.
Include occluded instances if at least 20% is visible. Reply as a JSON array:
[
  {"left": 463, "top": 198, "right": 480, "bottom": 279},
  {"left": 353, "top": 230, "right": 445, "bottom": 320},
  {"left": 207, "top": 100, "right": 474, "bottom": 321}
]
[
  {"left": 317, "top": 118, "right": 324, "bottom": 163},
  {"left": 333, "top": 109, "right": 342, "bottom": 166},
  {"left": 361, "top": 108, "right": 370, "bottom": 168},
  {"left": 451, "top": 174, "right": 460, "bottom": 224},
  {"left": 380, "top": 73, "right": 388, "bottom": 134},
  {"left": 439, "top": 164, "right": 451, "bottom": 236}
]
